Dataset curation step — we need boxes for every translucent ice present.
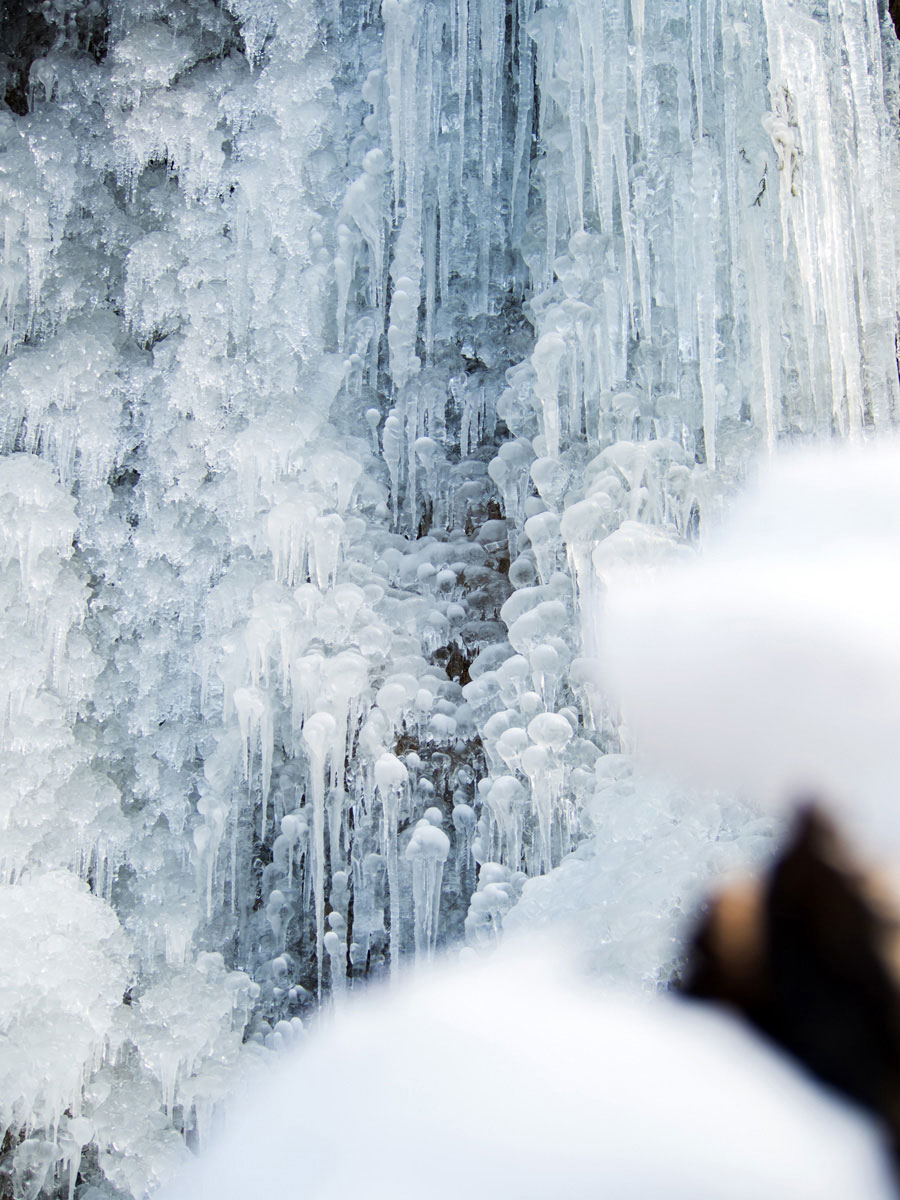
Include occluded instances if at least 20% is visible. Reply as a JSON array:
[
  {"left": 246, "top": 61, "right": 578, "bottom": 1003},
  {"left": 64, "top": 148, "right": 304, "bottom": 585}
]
[
  {"left": 2, "top": 0, "right": 900, "bottom": 1190},
  {"left": 405, "top": 817, "right": 450, "bottom": 959}
]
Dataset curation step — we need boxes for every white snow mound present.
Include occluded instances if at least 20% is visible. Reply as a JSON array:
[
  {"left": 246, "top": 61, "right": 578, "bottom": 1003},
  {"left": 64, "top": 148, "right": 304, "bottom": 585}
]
[
  {"left": 600, "top": 439, "right": 900, "bottom": 854},
  {"left": 161, "top": 947, "right": 893, "bottom": 1200}
]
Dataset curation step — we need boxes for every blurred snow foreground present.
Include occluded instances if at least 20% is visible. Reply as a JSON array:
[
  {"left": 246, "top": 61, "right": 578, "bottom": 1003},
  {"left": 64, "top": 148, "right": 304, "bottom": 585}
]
[
  {"left": 162, "top": 947, "right": 896, "bottom": 1200},
  {"left": 601, "top": 439, "right": 900, "bottom": 860}
]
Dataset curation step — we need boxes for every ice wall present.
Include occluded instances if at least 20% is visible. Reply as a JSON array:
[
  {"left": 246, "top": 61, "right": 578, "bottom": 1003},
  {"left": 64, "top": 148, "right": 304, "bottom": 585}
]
[
  {"left": 0, "top": 0, "right": 898, "bottom": 1194},
  {"left": 472, "top": 0, "right": 900, "bottom": 971}
]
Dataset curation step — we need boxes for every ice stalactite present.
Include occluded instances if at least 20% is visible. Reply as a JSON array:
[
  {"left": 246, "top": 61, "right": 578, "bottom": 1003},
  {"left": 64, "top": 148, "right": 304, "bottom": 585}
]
[
  {"left": 405, "top": 809, "right": 451, "bottom": 959},
  {"left": 375, "top": 751, "right": 410, "bottom": 970},
  {"left": 301, "top": 711, "right": 338, "bottom": 995}
]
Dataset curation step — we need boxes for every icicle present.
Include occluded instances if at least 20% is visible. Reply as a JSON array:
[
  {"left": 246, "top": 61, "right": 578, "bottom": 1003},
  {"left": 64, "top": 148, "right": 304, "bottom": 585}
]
[
  {"left": 405, "top": 812, "right": 450, "bottom": 960},
  {"left": 374, "top": 752, "right": 408, "bottom": 971},
  {"left": 511, "top": 0, "right": 536, "bottom": 238},
  {"left": 266, "top": 495, "right": 319, "bottom": 588},
  {"left": 457, "top": 0, "right": 469, "bottom": 180},
  {"left": 692, "top": 140, "right": 719, "bottom": 469},
  {"left": 233, "top": 686, "right": 273, "bottom": 835},
  {"left": 387, "top": 217, "right": 423, "bottom": 393},
  {"left": 382, "top": 0, "right": 421, "bottom": 218},
  {"left": 310, "top": 513, "right": 344, "bottom": 590},
  {"left": 382, "top": 409, "right": 403, "bottom": 526},
  {"left": 532, "top": 332, "right": 567, "bottom": 457},
  {"left": 691, "top": 0, "right": 704, "bottom": 137},
  {"left": 325, "top": 914, "right": 347, "bottom": 998},
  {"left": 302, "top": 712, "right": 337, "bottom": 998}
]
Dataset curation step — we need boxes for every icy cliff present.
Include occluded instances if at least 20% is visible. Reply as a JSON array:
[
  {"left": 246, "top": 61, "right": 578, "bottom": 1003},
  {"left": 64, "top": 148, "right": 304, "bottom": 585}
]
[{"left": 0, "top": 0, "right": 898, "bottom": 1192}]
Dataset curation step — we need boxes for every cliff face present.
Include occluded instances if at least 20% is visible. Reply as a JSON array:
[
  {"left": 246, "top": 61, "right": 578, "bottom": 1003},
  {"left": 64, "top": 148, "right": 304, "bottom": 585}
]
[{"left": 0, "top": 0, "right": 898, "bottom": 1194}]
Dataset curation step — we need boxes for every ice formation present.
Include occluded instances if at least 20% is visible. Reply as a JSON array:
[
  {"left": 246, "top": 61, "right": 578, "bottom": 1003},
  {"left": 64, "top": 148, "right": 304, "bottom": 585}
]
[{"left": 0, "top": 0, "right": 899, "bottom": 1192}]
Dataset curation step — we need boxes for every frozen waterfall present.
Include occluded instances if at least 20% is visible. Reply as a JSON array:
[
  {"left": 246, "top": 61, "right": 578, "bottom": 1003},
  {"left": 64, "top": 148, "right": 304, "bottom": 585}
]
[{"left": 0, "top": 0, "right": 898, "bottom": 1193}]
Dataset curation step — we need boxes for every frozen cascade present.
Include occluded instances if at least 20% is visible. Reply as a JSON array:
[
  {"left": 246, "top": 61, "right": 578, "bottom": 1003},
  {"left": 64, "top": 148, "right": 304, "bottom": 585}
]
[{"left": 0, "top": 0, "right": 898, "bottom": 1193}]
